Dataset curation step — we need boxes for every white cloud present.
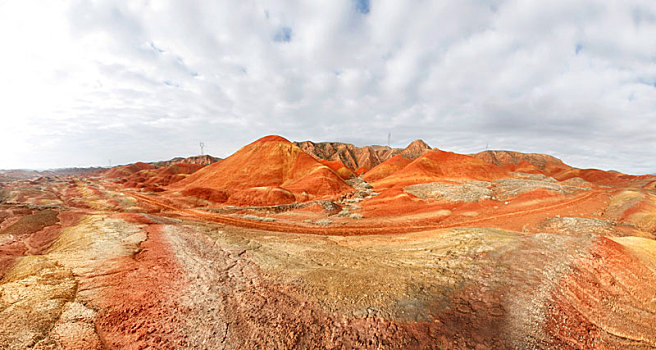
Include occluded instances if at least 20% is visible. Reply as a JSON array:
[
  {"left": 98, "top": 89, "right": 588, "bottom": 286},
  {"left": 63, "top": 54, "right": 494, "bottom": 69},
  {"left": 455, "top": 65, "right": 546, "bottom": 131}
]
[{"left": 0, "top": 0, "right": 654, "bottom": 173}]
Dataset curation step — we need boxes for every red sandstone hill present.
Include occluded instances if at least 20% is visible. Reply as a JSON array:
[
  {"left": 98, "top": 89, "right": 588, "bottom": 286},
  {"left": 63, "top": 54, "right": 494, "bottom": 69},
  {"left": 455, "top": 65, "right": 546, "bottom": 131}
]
[
  {"left": 473, "top": 150, "right": 642, "bottom": 186},
  {"left": 320, "top": 160, "right": 355, "bottom": 180},
  {"left": 473, "top": 150, "right": 568, "bottom": 174},
  {"left": 119, "top": 163, "right": 205, "bottom": 192},
  {"left": 171, "top": 136, "right": 353, "bottom": 206},
  {"left": 362, "top": 155, "right": 413, "bottom": 183},
  {"left": 354, "top": 167, "right": 368, "bottom": 176},
  {"left": 104, "top": 155, "right": 219, "bottom": 186},
  {"left": 104, "top": 162, "right": 155, "bottom": 178},
  {"left": 372, "top": 149, "right": 510, "bottom": 188},
  {"left": 294, "top": 139, "right": 431, "bottom": 172},
  {"left": 401, "top": 139, "right": 432, "bottom": 159},
  {"left": 550, "top": 168, "right": 635, "bottom": 187}
]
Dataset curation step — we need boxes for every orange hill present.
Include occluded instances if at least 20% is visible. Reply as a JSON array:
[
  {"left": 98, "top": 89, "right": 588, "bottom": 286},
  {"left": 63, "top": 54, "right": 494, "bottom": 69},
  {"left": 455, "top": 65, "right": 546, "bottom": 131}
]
[
  {"left": 551, "top": 168, "right": 634, "bottom": 187},
  {"left": 473, "top": 150, "right": 568, "bottom": 174},
  {"left": 120, "top": 163, "right": 205, "bottom": 191},
  {"left": 320, "top": 160, "right": 355, "bottom": 180},
  {"left": 354, "top": 167, "right": 368, "bottom": 176},
  {"left": 502, "top": 160, "right": 544, "bottom": 174},
  {"left": 104, "top": 155, "right": 220, "bottom": 181},
  {"left": 104, "top": 162, "right": 155, "bottom": 178},
  {"left": 372, "top": 149, "right": 510, "bottom": 188},
  {"left": 400, "top": 139, "right": 432, "bottom": 159},
  {"left": 362, "top": 155, "right": 413, "bottom": 182},
  {"left": 474, "top": 150, "right": 638, "bottom": 186},
  {"left": 171, "top": 135, "right": 353, "bottom": 206}
]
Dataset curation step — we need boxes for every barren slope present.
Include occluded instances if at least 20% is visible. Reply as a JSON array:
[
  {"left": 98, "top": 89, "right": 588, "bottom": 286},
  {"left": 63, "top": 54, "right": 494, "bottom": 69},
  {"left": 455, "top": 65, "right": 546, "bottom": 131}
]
[{"left": 171, "top": 135, "right": 352, "bottom": 205}]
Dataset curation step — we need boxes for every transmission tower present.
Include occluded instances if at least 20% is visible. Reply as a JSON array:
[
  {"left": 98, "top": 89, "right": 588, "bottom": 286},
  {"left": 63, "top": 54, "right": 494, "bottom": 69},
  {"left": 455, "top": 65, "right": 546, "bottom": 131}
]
[{"left": 200, "top": 142, "right": 205, "bottom": 155}]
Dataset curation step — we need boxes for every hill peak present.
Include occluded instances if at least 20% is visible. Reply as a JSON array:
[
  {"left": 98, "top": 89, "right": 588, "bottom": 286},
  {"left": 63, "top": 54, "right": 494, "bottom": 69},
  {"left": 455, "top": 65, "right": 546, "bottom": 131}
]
[
  {"left": 406, "top": 139, "right": 431, "bottom": 149},
  {"left": 254, "top": 135, "right": 291, "bottom": 144},
  {"left": 402, "top": 139, "right": 432, "bottom": 158}
]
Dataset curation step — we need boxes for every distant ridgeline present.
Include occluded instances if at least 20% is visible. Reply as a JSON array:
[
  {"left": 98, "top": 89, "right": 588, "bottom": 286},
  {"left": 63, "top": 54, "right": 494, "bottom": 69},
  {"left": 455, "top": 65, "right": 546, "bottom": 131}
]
[
  {"left": 0, "top": 168, "right": 103, "bottom": 182},
  {"left": 150, "top": 154, "right": 221, "bottom": 167}
]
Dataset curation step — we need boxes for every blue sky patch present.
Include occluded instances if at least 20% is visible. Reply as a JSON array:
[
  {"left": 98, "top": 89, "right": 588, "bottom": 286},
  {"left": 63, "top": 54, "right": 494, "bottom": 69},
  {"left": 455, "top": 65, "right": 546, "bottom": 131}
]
[
  {"left": 274, "top": 27, "right": 292, "bottom": 42},
  {"left": 354, "top": 0, "right": 370, "bottom": 14}
]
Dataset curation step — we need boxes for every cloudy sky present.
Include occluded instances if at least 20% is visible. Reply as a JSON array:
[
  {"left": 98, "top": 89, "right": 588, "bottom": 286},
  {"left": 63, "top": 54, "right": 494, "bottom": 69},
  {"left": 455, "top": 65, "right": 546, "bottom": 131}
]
[{"left": 1, "top": 0, "right": 655, "bottom": 173}]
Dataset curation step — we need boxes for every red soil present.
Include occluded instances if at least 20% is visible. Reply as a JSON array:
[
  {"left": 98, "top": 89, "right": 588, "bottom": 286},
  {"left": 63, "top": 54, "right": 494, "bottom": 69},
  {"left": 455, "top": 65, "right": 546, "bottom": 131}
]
[
  {"left": 227, "top": 187, "right": 296, "bottom": 206},
  {"left": 148, "top": 163, "right": 204, "bottom": 183},
  {"left": 181, "top": 187, "right": 229, "bottom": 203},
  {"left": 360, "top": 187, "right": 567, "bottom": 222},
  {"left": 171, "top": 135, "right": 352, "bottom": 205},
  {"left": 92, "top": 222, "right": 189, "bottom": 348},
  {"left": 0, "top": 209, "right": 59, "bottom": 237},
  {"left": 283, "top": 167, "right": 352, "bottom": 197},
  {"left": 474, "top": 150, "right": 633, "bottom": 187},
  {"left": 551, "top": 168, "right": 624, "bottom": 186},
  {"left": 320, "top": 159, "right": 355, "bottom": 179},
  {"left": 545, "top": 237, "right": 656, "bottom": 348},
  {"left": 641, "top": 179, "right": 656, "bottom": 191},
  {"left": 126, "top": 186, "right": 609, "bottom": 237},
  {"left": 0, "top": 210, "right": 84, "bottom": 280},
  {"left": 354, "top": 167, "right": 368, "bottom": 176},
  {"left": 473, "top": 150, "right": 568, "bottom": 174},
  {"left": 117, "top": 163, "right": 205, "bottom": 191},
  {"left": 104, "top": 162, "right": 155, "bottom": 178},
  {"left": 0, "top": 242, "right": 27, "bottom": 280},
  {"left": 360, "top": 188, "right": 442, "bottom": 218},
  {"left": 427, "top": 189, "right": 607, "bottom": 233},
  {"left": 620, "top": 196, "right": 650, "bottom": 219},
  {"left": 372, "top": 150, "right": 509, "bottom": 188},
  {"left": 294, "top": 201, "right": 342, "bottom": 215},
  {"left": 363, "top": 154, "right": 413, "bottom": 182},
  {"left": 257, "top": 135, "right": 289, "bottom": 143},
  {"left": 499, "top": 160, "right": 544, "bottom": 174}
]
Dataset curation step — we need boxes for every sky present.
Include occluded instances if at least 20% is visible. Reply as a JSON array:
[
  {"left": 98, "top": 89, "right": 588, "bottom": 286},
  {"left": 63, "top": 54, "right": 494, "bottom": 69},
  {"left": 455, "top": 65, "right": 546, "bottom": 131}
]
[{"left": 0, "top": 0, "right": 655, "bottom": 174}]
